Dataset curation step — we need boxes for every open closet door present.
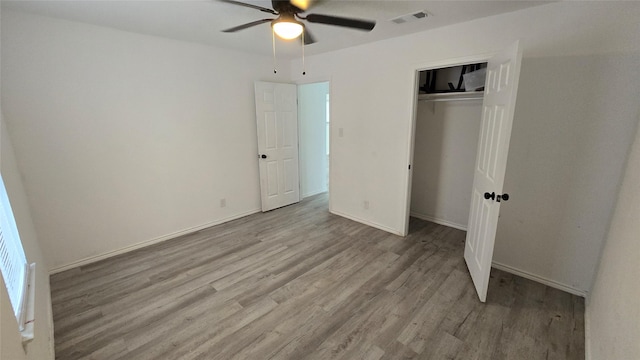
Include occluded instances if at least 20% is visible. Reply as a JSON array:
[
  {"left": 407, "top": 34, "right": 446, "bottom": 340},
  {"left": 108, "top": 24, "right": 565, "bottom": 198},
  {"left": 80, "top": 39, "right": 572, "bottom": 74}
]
[
  {"left": 464, "top": 41, "right": 522, "bottom": 302},
  {"left": 254, "top": 81, "right": 300, "bottom": 211}
]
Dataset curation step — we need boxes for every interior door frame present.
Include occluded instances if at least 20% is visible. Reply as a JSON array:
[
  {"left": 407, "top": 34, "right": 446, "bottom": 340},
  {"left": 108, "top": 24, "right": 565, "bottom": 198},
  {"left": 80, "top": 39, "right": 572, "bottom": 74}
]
[
  {"left": 295, "top": 77, "right": 333, "bottom": 212},
  {"left": 401, "top": 53, "right": 494, "bottom": 236}
]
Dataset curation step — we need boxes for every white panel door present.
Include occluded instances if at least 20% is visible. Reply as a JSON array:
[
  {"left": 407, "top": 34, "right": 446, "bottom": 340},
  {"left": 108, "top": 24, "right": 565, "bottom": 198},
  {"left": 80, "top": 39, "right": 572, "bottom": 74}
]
[
  {"left": 254, "top": 81, "right": 300, "bottom": 211},
  {"left": 464, "top": 41, "right": 523, "bottom": 302}
]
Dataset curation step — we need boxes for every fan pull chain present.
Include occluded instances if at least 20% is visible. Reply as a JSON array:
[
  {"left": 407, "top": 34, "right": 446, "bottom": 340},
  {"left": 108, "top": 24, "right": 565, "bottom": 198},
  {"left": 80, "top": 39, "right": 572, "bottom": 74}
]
[
  {"left": 272, "top": 30, "right": 277, "bottom": 74},
  {"left": 301, "top": 32, "right": 306, "bottom": 76}
]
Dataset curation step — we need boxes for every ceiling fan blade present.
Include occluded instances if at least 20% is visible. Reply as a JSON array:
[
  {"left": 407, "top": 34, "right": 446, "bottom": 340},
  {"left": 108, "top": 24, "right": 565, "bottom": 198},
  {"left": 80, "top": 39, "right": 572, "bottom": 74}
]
[
  {"left": 306, "top": 13, "right": 375, "bottom": 31},
  {"left": 303, "top": 28, "right": 316, "bottom": 45},
  {"left": 219, "top": 0, "right": 278, "bottom": 15},
  {"left": 222, "top": 18, "right": 273, "bottom": 33}
]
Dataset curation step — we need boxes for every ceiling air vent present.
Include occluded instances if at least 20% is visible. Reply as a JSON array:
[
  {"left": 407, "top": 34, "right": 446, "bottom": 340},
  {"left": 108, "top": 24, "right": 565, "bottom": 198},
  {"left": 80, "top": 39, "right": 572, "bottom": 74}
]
[{"left": 390, "top": 10, "right": 432, "bottom": 24}]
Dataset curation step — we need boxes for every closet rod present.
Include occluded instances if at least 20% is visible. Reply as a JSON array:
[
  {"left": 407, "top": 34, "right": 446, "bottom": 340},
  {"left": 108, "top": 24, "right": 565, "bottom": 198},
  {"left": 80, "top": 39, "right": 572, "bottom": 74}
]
[
  {"left": 417, "top": 92, "right": 484, "bottom": 102},
  {"left": 419, "top": 97, "right": 483, "bottom": 102}
]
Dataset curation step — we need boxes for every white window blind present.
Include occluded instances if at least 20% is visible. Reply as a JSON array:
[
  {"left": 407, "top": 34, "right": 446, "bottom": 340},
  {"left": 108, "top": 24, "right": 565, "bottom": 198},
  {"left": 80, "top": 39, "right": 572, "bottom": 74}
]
[{"left": 0, "top": 174, "right": 28, "bottom": 327}]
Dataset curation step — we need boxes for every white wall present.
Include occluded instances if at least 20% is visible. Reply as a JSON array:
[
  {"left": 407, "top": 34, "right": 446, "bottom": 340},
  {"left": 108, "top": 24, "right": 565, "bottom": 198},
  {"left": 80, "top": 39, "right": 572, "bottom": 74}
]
[
  {"left": 298, "top": 82, "right": 329, "bottom": 198},
  {"left": 493, "top": 53, "right": 640, "bottom": 293},
  {"left": 586, "top": 118, "right": 640, "bottom": 359},
  {"left": 1, "top": 277, "right": 26, "bottom": 360},
  {"left": 410, "top": 100, "right": 481, "bottom": 229},
  {"left": 1, "top": 10, "right": 289, "bottom": 271},
  {"left": 2, "top": 0, "right": 639, "bottom": 303},
  {"left": 0, "top": 6, "right": 54, "bottom": 358},
  {"left": 291, "top": 1, "right": 640, "bottom": 293},
  {"left": 0, "top": 115, "right": 55, "bottom": 360}
]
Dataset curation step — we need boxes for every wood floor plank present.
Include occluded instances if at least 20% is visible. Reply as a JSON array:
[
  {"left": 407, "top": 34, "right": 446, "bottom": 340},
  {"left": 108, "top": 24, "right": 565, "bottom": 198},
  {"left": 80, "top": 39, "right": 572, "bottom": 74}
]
[
  {"left": 118, "top": 300, "right": 245, "bottom": 359},
  {"left": 50, "top": 193, "right": 585, "bottom": 360},
  {"left": 306, "top": 290, "right": 400, "bottom": 360}
]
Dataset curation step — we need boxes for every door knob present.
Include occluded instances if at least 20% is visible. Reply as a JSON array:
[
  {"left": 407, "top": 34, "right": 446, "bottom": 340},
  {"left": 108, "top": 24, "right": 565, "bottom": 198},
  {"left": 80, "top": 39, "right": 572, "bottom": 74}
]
[
  {"left": 260, "top": 154, "right": 267, "bottom": 159},
  {"left": 484, "top": 192, "right": 495, "bottom": 200},
  {"left": 497, "top": 194, "right": 509, "bottom": 202}
]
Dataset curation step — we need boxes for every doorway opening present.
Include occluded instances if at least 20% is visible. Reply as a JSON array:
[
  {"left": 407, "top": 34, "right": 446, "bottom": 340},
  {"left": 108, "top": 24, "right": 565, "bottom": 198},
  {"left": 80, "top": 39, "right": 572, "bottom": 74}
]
[
  {"left": 409, "top": 62, "right": 487, "bottom": 233},
  {"left": 297, "top": 81, "right": 330, "bottom": 200}
]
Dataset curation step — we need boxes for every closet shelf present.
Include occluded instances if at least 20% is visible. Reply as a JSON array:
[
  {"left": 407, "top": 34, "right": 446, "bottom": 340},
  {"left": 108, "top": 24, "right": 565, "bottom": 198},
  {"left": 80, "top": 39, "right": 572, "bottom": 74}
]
[{"left": 418, "top": 91, "right": 484, "bottom": 102}]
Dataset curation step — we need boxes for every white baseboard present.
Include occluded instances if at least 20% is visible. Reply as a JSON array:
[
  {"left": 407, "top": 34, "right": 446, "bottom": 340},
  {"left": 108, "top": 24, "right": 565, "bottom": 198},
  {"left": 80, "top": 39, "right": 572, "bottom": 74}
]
[
  {"left": 410, "top": 211, "right": 468, "bottom": 231},
  {"left": 49, "top": 208, "right": 261, "bottom": 274},
  {"left": 492, "top": 261, "right": 587, "bottom": 297},
  {"left": 330, "top": 210, "right": 404, "bottom": 236},
  {"left": 584, "top": 297, "right": 592, "bottom": 360}
]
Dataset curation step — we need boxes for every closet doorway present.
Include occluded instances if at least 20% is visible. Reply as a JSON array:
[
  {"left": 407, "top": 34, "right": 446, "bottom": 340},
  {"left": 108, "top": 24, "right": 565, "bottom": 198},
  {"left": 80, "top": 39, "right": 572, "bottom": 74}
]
[
  {"left": 409, "top": 63, "right": 487, "bottom": 231},
  {"left": 404, "top": 43, "right": 523, "bottom": 302}
]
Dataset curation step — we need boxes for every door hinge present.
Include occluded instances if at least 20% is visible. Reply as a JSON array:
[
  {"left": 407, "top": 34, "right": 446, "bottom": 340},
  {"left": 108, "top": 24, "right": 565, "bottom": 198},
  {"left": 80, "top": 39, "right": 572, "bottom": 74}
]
[{"left": 408, "top": 164, "right": 411, "bottom": 170}]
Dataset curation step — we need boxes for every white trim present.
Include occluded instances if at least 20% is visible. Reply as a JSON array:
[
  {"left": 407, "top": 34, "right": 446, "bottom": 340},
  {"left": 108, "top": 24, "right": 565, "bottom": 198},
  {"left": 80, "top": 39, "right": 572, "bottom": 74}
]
[
  {"left": 330, "top": 210, "right": 403, "bottom": 236},
  {"left": 20, "top": 263, "right": 36, "bottom": 344},
  {"left": 49, "top": 209, "right": 261, "bottom": 274},
  {"left": 584, "top": 296, "right": 592, "bottom": 360},
  {"left": 409, "top": 211, "right": 468, "bottom": 231},
  {"left": 402, "top": 52, "right": 494, "bottom": 236},
  {"left": 327, "top": 80, "right": 333, "bottom": 215},
  {"left": 46, "top": 290, "right": 55, "bottom": 358},
  {"left": 411, "top": 53, "right": 495, "bottom": 73},
  {"left": 492, "top": 261, "right": 587, "bottom": 297},
  {"left": 16, "top": 263, "right": 29, "bottom": 331},
  {"left": 294, "top": 78, "right": 333, "bottom": 214}
]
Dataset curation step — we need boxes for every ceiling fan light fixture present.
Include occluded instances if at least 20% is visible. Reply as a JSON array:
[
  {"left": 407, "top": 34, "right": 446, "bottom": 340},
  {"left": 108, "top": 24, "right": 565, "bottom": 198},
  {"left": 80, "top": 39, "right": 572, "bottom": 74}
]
[{"left": 272, "top": 19, "right": 304, "bottom": 40}]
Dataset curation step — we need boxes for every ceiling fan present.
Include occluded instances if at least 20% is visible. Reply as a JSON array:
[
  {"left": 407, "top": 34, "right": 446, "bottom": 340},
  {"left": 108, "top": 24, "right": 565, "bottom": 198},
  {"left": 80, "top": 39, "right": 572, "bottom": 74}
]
[{"left": 220, "top": 0, "right": 376, "bottom": 45}]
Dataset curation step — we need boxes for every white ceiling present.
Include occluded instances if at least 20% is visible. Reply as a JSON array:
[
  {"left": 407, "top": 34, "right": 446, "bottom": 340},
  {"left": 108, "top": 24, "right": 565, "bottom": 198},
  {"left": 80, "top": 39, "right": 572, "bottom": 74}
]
[{"left": 2, "top": 0, "right": 553, "bottom": 57}]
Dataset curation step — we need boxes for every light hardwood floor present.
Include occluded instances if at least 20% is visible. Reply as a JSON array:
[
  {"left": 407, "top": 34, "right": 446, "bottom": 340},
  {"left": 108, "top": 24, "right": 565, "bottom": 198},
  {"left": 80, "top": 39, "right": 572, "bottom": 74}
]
[{"left": 50, "top": 193, "right": 585, "bottom": 360}]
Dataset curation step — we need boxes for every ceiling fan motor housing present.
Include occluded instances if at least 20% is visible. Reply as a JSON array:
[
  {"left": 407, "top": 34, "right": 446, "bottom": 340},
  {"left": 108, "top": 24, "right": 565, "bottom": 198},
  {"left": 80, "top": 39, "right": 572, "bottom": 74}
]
[
  {"left": 220, "top": 0, "right": 376, "bottom": 45},
  {"left": 272, "top": 0, "right": 304, "bottom": 15}
]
